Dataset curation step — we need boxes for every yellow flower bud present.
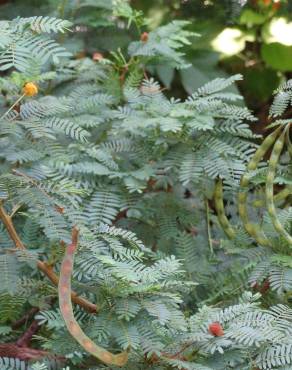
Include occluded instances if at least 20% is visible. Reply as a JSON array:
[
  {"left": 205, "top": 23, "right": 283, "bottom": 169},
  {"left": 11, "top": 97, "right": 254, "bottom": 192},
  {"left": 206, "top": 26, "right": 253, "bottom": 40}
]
[{"left": 23, "top": 82, "right": 38, "bottom": 97}]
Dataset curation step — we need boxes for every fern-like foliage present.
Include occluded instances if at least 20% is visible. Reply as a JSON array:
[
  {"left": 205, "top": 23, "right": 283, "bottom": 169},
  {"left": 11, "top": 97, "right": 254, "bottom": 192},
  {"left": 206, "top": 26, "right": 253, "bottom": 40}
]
[
  {"left": 0, "top": 17, "right": 71, "bottom": 73},
  {"left": 0, "top": 4, "right": 291, "bottom": 370}
]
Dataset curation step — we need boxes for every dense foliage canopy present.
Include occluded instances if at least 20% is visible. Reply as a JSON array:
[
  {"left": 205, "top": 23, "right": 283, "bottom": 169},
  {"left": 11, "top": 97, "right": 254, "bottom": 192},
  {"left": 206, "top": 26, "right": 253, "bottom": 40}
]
[{"left": 0, "top": 1, "right": 291, "bottom": 369}]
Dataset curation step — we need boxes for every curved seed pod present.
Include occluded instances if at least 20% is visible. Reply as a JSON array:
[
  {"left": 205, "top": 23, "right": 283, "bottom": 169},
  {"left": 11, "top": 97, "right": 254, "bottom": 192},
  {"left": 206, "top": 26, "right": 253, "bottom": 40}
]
[
  {"left": 252, "top": 186, "right": 292, "bottom": 208},
  {"left": 58, "top": 236, "right": 129, "bottom": 366},
  {"left": 238, "top": 127, "right": 282, "bottom": 246},
  {"left": 214, "top": 179, "right": 236, "bottom": 239},
  {"left": 265, "top": 127, "right": 292, "bottom": 246}
]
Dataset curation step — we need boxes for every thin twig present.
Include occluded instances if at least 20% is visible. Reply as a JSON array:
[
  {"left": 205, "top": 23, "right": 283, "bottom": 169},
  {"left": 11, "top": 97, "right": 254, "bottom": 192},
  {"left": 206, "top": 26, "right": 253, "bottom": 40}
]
[
  {"left": 10, "top": 203, "right": 22, "bottom": 218},
  {"left": 0, "top": 344, "right": 49, "bottom": 361},
  {"left": 0, "top": 202, "right": 98, "bottom": 313},
  {"left": 205, "top": 197, "right": 214, "bottom": 255},
  {"left": 16, "top": 320, "right": 40, "bottom": 347},
  {"left": 71, "top": 225, "right": 79, "bottom": 246},
  {"left": 0, "top": 93, "right": 25, "bottom": 121},
  {"left": 11, "top": 307, "right": 39, "bottom": 330},
  {"left": 0, "top": 204, "right": 25, "bottom": 250}
]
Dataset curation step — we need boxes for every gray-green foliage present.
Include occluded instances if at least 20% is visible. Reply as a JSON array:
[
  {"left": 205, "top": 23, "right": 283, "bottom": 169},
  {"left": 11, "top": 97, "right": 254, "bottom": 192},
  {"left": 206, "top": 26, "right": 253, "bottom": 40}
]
[
  {"left": 0, "top": 2, "right": 291, "bottom": 370},
  {"left": 0, "top": 16, "right": 71, "bottom": 73}
]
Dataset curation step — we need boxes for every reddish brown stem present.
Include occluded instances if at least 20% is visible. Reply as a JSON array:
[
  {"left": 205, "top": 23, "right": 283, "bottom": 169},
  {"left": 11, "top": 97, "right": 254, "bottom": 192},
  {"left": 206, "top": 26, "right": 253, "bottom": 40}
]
[
  {"left": 11, "top": 307, "right": 39, "bottom": 330},
  {"left": 71, "top": 225, "right": 79, "bottom": 247},
  {"left": 16, "top": 320, "right": 39, "bottom": 347},
  {"left": 0, "top": 344, "right": 49, "bottom": 361},
  {"left": 0, "top": 204, "right": 25, "bottom": 250},
  {"left": 0, "top": 204, "right": 98, "bottom": 313}
]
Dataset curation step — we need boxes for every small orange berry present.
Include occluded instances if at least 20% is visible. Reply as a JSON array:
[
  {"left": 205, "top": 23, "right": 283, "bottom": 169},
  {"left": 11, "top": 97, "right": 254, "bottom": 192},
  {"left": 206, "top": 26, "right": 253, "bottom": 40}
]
[
  {"left": 208, "top": 322, "right": 224, "bottom": 337},
  {"left": 23, "top": 82, "right": 38, "bottom": 97},
  {"left": 140, "top": 32, "right": 149, "bottom": 42}
]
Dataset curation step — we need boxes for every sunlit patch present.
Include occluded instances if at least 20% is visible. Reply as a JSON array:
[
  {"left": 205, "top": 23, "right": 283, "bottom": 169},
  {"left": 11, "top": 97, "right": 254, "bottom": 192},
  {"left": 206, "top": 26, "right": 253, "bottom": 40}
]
[
  {"left": 265, "top": 17, "right": 292, "bottom": 46},
  {"left": 211, "top": 28, "right": 246, "bottom": 56}
]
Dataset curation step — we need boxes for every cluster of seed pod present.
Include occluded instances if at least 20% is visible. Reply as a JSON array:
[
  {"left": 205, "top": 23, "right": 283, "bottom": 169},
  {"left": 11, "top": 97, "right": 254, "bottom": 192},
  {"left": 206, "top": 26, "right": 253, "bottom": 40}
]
[
  {"left": 214, "top": 124, "right": 292, "bottom": 248},
  {"left": 214, "top": 179, "right": 236, "bottom": 240},
  {"left": 58, "top": 228, "right": 129, "bottom": 366},
  {"left": 265, "top": 126, "right": 292, "bottom": 245}
]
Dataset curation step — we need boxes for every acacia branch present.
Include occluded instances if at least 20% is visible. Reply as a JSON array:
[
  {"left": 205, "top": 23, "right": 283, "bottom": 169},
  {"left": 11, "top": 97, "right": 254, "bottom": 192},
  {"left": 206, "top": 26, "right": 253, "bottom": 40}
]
[
  {"left": 71, "top": 225, "right": 79, "bottom": 246},
  {"left": 0, "top": 204, "right": 25, "bottom": 250},
  {"left": 0, "top": 203, "right": 98, "bottom": 313},
  {"left": 16, "top": 320, "right": 40, "bottom": 347},
  {"left": 0, "top": 344, "right": 50, "bottom": 361},
  {"left": 1, "top": 306, "right": 64, "bottom": 361},
  {"left": 11, "top": 307, "right": 39, "bottom": 330}
]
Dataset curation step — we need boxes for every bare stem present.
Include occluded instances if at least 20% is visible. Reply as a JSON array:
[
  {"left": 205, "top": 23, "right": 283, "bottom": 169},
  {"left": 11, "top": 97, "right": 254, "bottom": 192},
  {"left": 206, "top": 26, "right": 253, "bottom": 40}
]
[
  {"left": 11, "top": 307, "right": 39, "bottom": 330},
  {"left": 0, "top": 93, "right": 25, "bottom": 121},
  {"left": 16, "top": 320, "right": 40, "bottom": 347},
  {"left": 0, "top": 203, "right": 98, "bottom": 313},
  {"left": 205, "top": 197, "right": 213, "bottom": 255}
]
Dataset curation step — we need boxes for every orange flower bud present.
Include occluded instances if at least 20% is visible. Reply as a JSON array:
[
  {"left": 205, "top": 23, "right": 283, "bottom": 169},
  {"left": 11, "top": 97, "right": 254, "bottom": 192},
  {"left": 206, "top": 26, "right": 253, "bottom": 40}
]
[
  {"left": 140, "top": 32, "right": 149, "bottom": 42},
  {"left": 23, "top": 82, "right": 38, "bottom": 97},
  {"left": 208, "top": 322, "right": 224, "bottom": 336}
]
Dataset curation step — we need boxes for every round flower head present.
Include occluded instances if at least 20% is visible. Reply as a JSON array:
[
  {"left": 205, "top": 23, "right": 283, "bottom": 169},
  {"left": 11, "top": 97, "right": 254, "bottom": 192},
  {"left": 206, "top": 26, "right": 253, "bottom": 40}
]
[
  {"left": 208, "top": 322, "right": 224, "bottom": 337},
  {"left": 23, "top": 82, "right": 38, "bottom": 97}
]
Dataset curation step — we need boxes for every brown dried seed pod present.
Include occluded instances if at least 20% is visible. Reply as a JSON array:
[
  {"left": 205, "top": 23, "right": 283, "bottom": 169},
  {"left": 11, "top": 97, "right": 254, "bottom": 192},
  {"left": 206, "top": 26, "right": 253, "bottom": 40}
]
[{"left": 58, "top": 239, "right": 129, "bottom": 366}]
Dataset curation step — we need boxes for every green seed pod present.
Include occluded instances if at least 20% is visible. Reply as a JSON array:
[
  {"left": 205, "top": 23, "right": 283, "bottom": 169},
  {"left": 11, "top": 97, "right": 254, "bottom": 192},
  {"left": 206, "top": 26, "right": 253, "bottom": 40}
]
[
  {"left": 238, "top": 127, "right": 281, "bottom": 246},
  {"left": 214, "top": 179, "right": 236, "bottom": 239},
  {"left": 252, "top": 186, "right": 292, "bottom": 208},
  {"left": 59, "top": 242, "right": 129, "bottom": 366},
  {"left": 265, "top": 128, "right": 292, "bottom": 246}
]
